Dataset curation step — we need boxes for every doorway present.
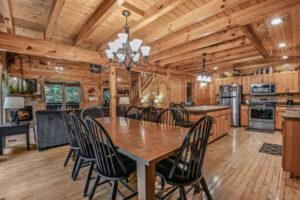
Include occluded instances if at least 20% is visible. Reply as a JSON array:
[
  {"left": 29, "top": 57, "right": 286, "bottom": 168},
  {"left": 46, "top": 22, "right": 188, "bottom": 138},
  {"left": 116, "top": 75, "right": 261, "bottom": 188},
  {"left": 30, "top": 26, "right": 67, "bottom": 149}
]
[{"left": 186, "top": 82, "right": 193, "bottom": 103}]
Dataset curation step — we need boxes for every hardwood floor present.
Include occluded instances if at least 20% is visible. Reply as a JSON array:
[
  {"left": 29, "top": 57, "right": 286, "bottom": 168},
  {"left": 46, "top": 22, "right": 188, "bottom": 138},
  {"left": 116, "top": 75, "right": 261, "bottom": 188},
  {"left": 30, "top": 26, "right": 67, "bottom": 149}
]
[{"left": 0, "top": 128, "right": 299, "bottom": 200}]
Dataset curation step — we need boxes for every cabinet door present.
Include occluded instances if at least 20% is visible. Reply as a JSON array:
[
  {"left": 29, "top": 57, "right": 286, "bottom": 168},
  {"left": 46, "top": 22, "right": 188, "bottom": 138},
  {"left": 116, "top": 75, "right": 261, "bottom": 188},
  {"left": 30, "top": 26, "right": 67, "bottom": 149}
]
[
  {"left": 275, "top": 107, "right": 287, "bottom": 130},
  {"left": 276, "top": 73, "right": 288, "bottom": 93},
  {"left": 287, "top": 71, "right": 299, "bottom": 93},
  {"left": 242, "top": 76, "right": 251, "bottom": 94},
  {"left": 241, "top": 106, "right": 249, "bottom": 126},
  {"left": 263, "top": 74, "right": 275, "bottom": 83},
  {"left": 251, "top": 75, "right": 263, "bottom": 84},
  {"left": 225, "top": 114, "right": 231, "bottom": 133},
  {"left": 220, "top": 115, "right": 226, "bottom": 137},
  {"left": 215, "top": 79, "right": 222, "bottom": 95}
]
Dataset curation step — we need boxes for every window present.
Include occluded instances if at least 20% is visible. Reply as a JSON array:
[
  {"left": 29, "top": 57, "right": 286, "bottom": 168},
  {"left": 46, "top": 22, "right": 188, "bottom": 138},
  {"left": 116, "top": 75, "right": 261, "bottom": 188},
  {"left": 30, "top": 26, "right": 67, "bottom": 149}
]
[
  {"left": 45, "top": 83, "right": 80, "bottom": 110},
  {"left": 186, "top": 82, "right": 192, "bottom": 103}
]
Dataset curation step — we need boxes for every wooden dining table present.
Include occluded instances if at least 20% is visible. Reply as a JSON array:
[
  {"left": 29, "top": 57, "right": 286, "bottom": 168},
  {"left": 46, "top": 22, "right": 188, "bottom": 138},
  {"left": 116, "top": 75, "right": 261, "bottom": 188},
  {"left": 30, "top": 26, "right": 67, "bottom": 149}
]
[{"left": 95, "top": 117, "right": 191, "bottom": 200}]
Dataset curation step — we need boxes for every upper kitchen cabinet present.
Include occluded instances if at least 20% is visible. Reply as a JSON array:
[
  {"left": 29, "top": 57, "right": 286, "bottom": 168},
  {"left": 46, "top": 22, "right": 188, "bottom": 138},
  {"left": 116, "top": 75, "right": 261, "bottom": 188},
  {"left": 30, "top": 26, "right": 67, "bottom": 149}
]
[
  {"left": 275, "top": 71, "right": 299, "bottom": 93},
  {"left": 242, "top": 76, "right": 251, "bottom": 94},
  {"left": 263, "top": 73, "right": 276, "bottom": 83},
  {"left": 251, "top": 74, "right": 263, "bottom": 84}
]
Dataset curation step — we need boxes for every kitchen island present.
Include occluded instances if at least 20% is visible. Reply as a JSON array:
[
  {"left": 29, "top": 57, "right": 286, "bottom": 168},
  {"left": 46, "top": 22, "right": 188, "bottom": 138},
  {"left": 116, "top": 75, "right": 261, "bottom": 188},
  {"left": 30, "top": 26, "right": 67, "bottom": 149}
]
[
  {"left": 282, "top": 106, "right": 300, "bottom": 178},
  {"left": 186, "top": 105, "right": 232, "bottom": 143}
]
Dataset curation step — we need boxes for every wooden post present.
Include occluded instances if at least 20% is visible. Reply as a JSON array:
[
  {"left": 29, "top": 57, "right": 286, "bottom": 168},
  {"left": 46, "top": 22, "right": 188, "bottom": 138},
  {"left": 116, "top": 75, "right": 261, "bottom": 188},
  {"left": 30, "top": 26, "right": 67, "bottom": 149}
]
[{"left": 109, "top": 66, "right": 116, "bottom": 117}]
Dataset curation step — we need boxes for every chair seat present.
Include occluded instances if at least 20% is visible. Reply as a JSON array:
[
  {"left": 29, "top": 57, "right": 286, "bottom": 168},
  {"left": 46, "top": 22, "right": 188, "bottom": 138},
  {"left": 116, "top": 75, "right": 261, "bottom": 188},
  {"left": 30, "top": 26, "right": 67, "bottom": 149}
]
[
  {"left": 96, "top": 153, "right": 136, "bottom": 180},
  {"left": 156, "top": 155, "right": 202, "bottom": 186}
]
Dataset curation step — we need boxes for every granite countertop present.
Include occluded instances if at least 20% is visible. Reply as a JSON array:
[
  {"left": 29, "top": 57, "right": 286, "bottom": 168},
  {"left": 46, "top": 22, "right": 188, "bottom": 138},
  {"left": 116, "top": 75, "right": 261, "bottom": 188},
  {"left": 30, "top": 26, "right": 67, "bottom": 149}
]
[
  {"left": 283, "top": 106, "right": 300, "bottom": 120},
  {"left": 185, "top": 105, "right": 231, "bottom": 114}
]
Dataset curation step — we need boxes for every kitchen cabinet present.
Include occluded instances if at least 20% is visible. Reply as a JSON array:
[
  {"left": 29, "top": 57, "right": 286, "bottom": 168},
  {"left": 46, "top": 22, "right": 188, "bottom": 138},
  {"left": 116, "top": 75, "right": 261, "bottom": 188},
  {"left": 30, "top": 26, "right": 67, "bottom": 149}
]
[
  {"left": 215, "top": 71, "right": 300, "bottom": 95},
  {"left": 242, "top": 76, "right": 251, "bottom": 94},
  {"left": 276, "top": 107, "right": 288, "bottom": 130},
  {"left": 251, "top": 75, "right": 263, "bottom": 84},
  {"left": 241, "top": 105, "right": 249, "bottom": 126}
]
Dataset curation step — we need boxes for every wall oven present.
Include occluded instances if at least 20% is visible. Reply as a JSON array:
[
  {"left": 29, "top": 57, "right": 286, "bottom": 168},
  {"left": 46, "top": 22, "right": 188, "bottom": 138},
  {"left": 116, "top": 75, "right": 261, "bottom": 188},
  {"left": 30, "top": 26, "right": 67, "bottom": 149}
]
[
  {"left": 250, "top": 83, "right": 276, "bottom": 96},
  {"left": 249, "top": 98, "right": 276, "bottom": 131}
]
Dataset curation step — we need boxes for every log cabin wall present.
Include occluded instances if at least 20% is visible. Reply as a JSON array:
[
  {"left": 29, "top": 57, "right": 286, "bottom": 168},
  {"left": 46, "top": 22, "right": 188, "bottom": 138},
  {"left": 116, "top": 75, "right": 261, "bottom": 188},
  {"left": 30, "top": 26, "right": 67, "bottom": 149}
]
[{"left": 0, "top": 51, "right": 130, "bottom": 109}]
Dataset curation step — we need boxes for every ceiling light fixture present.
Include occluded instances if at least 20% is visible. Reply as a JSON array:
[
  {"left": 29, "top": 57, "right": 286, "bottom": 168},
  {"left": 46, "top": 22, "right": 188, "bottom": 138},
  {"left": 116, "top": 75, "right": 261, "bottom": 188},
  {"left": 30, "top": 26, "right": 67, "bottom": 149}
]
[
  {"left": 213, "top": 66, "right": 218, "bottom": 70},
  {"left": 282, "top": 55, "right": 288, "bottom": 59},
  {"left": 278, "top": 42, "right": 287, "bottom": 48},
  {"left": 197, "top": 53, "right": 211, "bottom": 83},
  {"left": 270, "top": 17, "right": 284, "bottom": 25},
  {"left": 105, "top": 10, "right": 151, "bottom": 71}
]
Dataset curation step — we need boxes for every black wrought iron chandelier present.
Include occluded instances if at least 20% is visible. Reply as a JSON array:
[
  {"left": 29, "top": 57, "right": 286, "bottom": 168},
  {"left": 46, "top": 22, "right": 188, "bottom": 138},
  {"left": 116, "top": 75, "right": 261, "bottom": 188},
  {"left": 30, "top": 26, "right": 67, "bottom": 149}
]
[
  {"left": 105, "top": 10, "right": 151, "bottom": 71},
  {"left": 197, "top": 53, "right": 211, "bottom": 86}
]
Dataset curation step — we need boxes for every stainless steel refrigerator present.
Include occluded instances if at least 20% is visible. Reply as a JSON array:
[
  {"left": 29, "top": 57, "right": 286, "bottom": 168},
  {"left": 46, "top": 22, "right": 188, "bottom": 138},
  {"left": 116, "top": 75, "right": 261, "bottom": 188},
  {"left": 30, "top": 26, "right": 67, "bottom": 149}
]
[{"left": 220, "top": 84, "right": 242, "bottom": 127}]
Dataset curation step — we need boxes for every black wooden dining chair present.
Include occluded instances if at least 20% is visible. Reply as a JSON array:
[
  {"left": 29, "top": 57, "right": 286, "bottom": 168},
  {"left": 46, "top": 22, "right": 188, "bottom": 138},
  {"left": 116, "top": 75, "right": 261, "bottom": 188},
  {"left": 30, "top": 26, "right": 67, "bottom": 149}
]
[
  {"left": 155, "top": 116, "right": 213, "bottom": 200},
  {"left": 180, "top": 102, "right": 187, "bottom": 107},
  {"left": 125, "top": 105, "right": 140, "bottom": 120},
  {"left": 158, "top": 108, "right": 183, "bottom": 126},
  {"left": 81, "top": 106, "right": 104, "bottom": 120},
  {"left": 169, "top": 102, "right": 175, "bottom": 108},
  {"left": 172, "top": 104, "right": 193, "bottom": 128},
  {"left": 69, "top": 113, "right": 96, "bottom": 197},
  {"left": 61, "top": 111, "right": 80, "bottom": 178},
  {"left": 85, "top": 117, "right": 138, "bottom": 200},
  {"left": 157, "top": 108, "right": 184, "bottom": 189},
  {"left": 139, "top": 106, "right": 159, "bottom": 122}
]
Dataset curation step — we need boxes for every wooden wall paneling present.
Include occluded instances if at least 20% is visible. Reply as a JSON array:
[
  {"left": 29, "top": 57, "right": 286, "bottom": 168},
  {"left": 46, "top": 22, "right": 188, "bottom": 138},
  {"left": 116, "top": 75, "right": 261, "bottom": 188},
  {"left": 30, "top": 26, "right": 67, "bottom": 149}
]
[
  {"left": 109, "top": 65, "right": 116, "bottom": 117},
  {"left": 0, "top": 0, "right": 14, "bottom": 34},
  {"left": 45, "top": 0, "right": 65, "bottom": 40}
]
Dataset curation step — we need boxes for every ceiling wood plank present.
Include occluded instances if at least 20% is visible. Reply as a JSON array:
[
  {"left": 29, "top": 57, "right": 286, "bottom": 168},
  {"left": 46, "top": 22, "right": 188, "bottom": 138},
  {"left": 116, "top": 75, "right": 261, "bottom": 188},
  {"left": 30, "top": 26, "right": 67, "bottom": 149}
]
[
  {"left": 122, "top": 2, "right": 144, "bottom": 17},
  {"left": 97, "top": 0, "right": 188, "bottom": 52},
  {"left": 158, "top": 37, "right": 250, "bottom": 66},
  {"left": 146, "top": 0, "right": 300, "bottom": 57},
  {"left": 45, "top": 0, "right": 65, "bottom": 40},
  {"left": 0, "top": 0, "right": 14, "bottom": 34},
  {"left": 141, "top": 0, "right": 248, "bottom": 44},
  {"left": 292, "top": 7, "right": 300, "bottom": 56},
  {"left": 73, "top": 0, "right": 123, "bottom": 46},
  {"left": 240, "top": 25, "right": 270, "bottom": 58},
  {"left": 148, "top": 27, "right": 244, "bottom": 63}
]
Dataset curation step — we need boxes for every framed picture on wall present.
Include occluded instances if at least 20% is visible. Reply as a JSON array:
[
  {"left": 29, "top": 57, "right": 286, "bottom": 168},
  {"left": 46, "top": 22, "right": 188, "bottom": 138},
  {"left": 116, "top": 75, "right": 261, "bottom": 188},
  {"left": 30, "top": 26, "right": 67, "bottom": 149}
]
[
  {"left": 90, "top": 64, "right": 101, "bottom": 73},
  {"left": 8, "top": 76, "right": 38, "bottom": 94}
]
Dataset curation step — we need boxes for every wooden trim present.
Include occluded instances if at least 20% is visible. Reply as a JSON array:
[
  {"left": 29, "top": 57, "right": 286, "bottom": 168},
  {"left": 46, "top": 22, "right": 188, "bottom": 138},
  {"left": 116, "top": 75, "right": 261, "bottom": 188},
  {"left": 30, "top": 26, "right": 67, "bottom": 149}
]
[
  {"left": 45, "top": 0, "right": 65, "bottom": 40},
  {"left": 109, "top": 66, "right": 116, "bottom": 117},
  {"left": 73, "top": 0, "right": 123, "bottom": 46},
  {"left": 0, "top": 0, "right": 14, "bottom": 34}
]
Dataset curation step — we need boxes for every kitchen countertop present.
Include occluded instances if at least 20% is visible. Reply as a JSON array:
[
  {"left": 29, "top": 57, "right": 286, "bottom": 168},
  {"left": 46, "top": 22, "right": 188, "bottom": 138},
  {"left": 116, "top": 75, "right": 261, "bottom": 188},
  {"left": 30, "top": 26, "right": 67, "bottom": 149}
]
[
  {"left": 283, "top": 106, "right": 300, "bottom": 120},
  {"left": 185, "top": 105, "right": 231, "bottom": 114}
]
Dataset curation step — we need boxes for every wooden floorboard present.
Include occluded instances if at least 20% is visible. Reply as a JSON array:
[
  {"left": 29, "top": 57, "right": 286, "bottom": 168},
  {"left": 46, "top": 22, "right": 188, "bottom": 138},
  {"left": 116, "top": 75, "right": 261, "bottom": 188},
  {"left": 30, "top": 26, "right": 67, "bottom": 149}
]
[{"left": 0, "top": 127, "right": 300, "bottom": 200}]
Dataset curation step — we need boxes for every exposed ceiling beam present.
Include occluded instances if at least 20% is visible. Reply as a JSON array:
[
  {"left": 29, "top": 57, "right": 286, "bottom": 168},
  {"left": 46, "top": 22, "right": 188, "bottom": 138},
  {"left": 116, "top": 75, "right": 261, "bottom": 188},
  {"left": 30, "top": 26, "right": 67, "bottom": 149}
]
[
  {"left": 146, "top": 0, "right": 300, "bottom": 56},
  {"left": 121, "top": 2, "right": 144, "bottom": 17},
  {"left": 148, "top": 27, "right": 244, "bottom": 63},
  {"left": 141, "top": 0, "right": 248, "bottom": 44},
  {"left": 167, "top": 45, "right": 256, "bottom": 68},
  {"left": 292, "top": 7, "right": 300, "bottom": 56},
  {"left": 158, "top": 37, "right": 250, "bottom": 66},
  {"left": 176, "top": 50, "right": 260, "bottom": 70},
  {"left": 0, "top": 0, "right": 14, "bottom": 34},
  {"left": 73, "top": 0, "right": 124, "bottom": 46},
  {"left": 240, "top": 25, "right": 270, "bottom": 58},
  {"left": 45, "top": 0, "right": 65, "bottom": 40},
  {"left": 97, "top": 0, "right": 187, "bottom": 52},
  {"left": 0, "top": 32, "right": 193, "bottom": 76}
]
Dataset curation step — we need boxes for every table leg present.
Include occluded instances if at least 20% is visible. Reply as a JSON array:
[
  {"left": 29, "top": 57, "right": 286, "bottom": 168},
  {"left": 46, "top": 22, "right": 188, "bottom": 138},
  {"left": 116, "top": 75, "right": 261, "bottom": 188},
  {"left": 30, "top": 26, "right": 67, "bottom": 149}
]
[
  {"left": 136, "top": 160, "right": 156, "bottom": 200},
  {"left": 0, "top": 136, "right": 3, "bottom": 155},
  {"left": 26, "top": 129, "right": 30, "bottom": 151}
]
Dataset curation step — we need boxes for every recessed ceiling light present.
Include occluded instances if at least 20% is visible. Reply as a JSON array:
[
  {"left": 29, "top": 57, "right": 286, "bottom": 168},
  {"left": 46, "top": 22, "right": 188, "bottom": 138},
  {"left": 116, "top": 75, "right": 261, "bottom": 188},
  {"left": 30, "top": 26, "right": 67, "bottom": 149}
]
[
  {"left": 213, "top": 66, "right": 218, "bottom": 70},
  {"left": 278, "top": 42, "right": 287, "bottom": 48},
  {"left": 270, "top": 17, "right": 284, "bottom": 25},
  {"left": 282, "top": 55, "right": 288, "bottom": 59}
]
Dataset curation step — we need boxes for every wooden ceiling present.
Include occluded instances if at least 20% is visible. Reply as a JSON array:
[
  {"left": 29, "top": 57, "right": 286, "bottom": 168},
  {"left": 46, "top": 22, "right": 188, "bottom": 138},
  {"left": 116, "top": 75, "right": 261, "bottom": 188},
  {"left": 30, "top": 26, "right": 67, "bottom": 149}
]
[{"left": 0, "top": 0, "right": 299, "bottom": 74}]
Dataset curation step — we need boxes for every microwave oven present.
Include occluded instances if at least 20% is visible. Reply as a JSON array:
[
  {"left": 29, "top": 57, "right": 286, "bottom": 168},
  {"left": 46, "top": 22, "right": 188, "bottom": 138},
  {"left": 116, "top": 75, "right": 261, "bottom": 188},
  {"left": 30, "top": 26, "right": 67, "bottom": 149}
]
[{"left": 250, "top": 83, "right": 276, "bottom": 96}]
